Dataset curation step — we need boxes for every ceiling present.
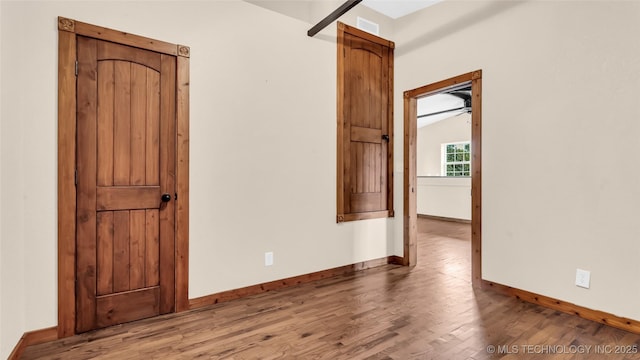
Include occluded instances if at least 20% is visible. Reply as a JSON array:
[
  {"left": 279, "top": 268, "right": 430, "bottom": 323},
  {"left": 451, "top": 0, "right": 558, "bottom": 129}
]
[
  {"left": 417, "top": 86, "right": 472, "bottom": 128},
  {"left": 361, "top": 0, "right": 444, "bottom": 19},
  {"left": 246, "top": 0, "right": 445, "bottom": 25}
]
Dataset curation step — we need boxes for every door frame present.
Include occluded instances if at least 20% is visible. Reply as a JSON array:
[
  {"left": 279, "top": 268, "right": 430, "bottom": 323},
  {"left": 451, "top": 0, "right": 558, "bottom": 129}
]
[
  {"left": 57, "top": 17, "right": 190, "bottom": 338},
  {"left": 403, "top": 70, "right": 482, "bottom": 288}
]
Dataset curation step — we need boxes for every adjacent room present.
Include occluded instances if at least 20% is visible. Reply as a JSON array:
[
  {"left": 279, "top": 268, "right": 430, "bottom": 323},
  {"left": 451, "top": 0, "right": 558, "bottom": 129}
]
[{"left": 416, "top": 86, "right": 472, "bottom": 222}]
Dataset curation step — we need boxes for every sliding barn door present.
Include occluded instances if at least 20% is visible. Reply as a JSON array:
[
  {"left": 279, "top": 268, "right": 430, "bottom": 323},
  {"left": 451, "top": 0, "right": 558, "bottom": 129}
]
[{"left": 76, "top": 36, "right": 176, "bottom": 332}]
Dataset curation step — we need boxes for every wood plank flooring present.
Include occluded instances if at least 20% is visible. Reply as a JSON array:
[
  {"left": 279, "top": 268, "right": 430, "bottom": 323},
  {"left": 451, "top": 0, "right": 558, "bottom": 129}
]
[{"left": 22, "top": 218, "right": 640, "bottom": 359}]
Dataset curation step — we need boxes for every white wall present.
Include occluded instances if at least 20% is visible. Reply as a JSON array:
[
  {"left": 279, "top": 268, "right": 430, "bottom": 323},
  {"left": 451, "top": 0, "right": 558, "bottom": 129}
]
[
  {"left": 0, "top": 0, "right": 3, "bottom": 350},
  {"left": 0, "top": 1, "right": 399, "bottom": 356},
  {"left": 417, "top": 113, "right": 470, "bottom": 176},
  {"left": 417, "top": 177, "right": 471, "bottom": 220},
  {"left": 1, "top": 2, "right": 32, "bottom": 355},
  {"left": 416, "top": 113, "right": 471, "bottom": 219},
  {"left": 395, "top": 0, "right": 640, "bottom": 321}
]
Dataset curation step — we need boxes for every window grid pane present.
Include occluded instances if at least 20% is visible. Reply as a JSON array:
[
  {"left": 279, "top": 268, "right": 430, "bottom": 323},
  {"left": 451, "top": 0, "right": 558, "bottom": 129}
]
[{"left": 443, "top": 141, "right": 471, "bottom": 177}]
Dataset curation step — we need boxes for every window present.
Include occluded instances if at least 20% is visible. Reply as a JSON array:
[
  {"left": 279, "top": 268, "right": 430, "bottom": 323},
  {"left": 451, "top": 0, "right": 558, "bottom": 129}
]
[{"left": 442, "top": 142, "right": 471, "bottom": 176}]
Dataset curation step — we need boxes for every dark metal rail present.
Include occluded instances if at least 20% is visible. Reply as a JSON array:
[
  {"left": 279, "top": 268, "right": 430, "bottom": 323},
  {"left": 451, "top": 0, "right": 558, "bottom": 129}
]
[{"left": 307, "top": 0, "right": 362, "bottom": 37}]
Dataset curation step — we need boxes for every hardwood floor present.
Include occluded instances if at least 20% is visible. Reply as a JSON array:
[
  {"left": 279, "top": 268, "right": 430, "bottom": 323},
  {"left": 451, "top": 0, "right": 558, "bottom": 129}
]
[{"left": 23, "top": 218, "right": 640, "bottom": 359}]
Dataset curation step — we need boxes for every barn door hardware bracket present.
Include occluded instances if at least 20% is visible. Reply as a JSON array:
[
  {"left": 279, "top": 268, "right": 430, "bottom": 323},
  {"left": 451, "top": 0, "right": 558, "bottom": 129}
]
[{"left": 307, "top": 0, "right": 362, "bottom": 37}]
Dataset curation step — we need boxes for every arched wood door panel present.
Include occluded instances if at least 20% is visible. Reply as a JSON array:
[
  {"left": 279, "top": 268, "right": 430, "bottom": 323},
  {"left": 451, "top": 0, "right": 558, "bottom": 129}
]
[
  {"left": 337, "top": 22, "right": 394, "bottom": 222},
  {"left": 76, "top": 36, "right": 176, "bottom": 332}
]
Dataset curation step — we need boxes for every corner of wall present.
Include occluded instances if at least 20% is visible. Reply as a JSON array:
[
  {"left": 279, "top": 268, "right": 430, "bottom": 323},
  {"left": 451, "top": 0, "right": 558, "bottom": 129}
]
[
  {"left": 0, "top": 4, "right": 3, "bottom": 354},
  {"left": 1, "top": 1, "right": 6, "bottom": 355}
]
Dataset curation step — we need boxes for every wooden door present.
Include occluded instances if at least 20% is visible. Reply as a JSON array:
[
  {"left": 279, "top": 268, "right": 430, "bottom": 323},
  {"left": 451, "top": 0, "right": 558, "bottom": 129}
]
[
  {"left": 76, "top": 36, "right": 176, "bottom": 332},
  {"left": 342, "top": 30, "right": 392, "bottom": 214}
]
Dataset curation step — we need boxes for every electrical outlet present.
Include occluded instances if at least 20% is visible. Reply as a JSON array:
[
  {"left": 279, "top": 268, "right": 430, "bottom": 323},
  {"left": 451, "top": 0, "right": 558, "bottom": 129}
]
[
  {"left": 265, "top": 252, "right": 274, "bottom": 267},
  {"left": 575, "top": 268, "right": 590, "bottom": 289}
]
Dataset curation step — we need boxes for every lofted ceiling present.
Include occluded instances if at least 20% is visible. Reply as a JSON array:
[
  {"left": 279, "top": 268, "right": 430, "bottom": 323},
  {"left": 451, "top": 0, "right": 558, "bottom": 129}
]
[
  {"left": 417, "top": 87, "right": 471, "bottom": 128},
  {"left": 361, "top": 0, "right": 444, "bottom": 19},
  {"left": 358, "top": 0, "right": 464, "bottom": 127},
  {"left": 246, "top": 0, "right": 460, "bottom": 127},
  {"left": 245, "top": 0, "right": 445, "bottom": 25}
]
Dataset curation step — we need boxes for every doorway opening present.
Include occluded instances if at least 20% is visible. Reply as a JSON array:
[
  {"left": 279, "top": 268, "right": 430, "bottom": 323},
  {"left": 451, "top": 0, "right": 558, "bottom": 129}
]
[{"left": 403, "top": 70, "right": 482, "bottom": 287}]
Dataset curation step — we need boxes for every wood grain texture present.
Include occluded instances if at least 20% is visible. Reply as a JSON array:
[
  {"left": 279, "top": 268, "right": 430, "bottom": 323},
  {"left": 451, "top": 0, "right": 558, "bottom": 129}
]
[
  {"left": 189, "top": 258, "right": 389, "bottom": 309},
  {"left": 130, "top": 64, "right": 147, "bottom": 186},
  {"left": 178, "top": 45, "right": 190, "bottom": 58},
  {"left": 77, "top": 36, "right": 175, "bottom": 331},
  {"left": 403, "top": 70, "right": 482, "bottom": 279},
  {"left": 350, "top": 126, "right": 381, "bottom": 144},
  {"left": 175, "top": 54, "right": 190, "bottom": 312},
  {"left": 471, "top": 72, "right": 483, "bottom": 288},
  {"left": 146, "top": 69, "right": 160, "bottom": 186},
  {"left": 342, "top": 210, "right": 389, "bottom": 222},
  {"left": 336, "top": 22, "right": 393, "bottom": 222},
  {"left": 96, "top": 288, "right": 160, "bottom": 328},
  {"left": 96, "top": 186, "right": 161, "bottom": 211},
  {"left": 159, "top": 54, "right": 176, "bottom": 314},
  {"left": 350, "top": 192, "right": 382, "bottom": 212},
  {"left": 145, "top": 210, "right": 160, "bottom": 287},
  {"left": 387, "top": 255, "right": 404, "bottom": 265},
  {"left": 97, "top": 61, "right": 115, "bottom": 187},
  {"left": 129, "top": 210, "right": 146, "bottom": 289},
  {"left": 58, "top": 18, "right": 189, "bottom": 338},
  {"left": 113, "top": 60, "right": 131, "bottom": 186},
  {"left": 189, "top": 257, "right": 392, "bottom": 310},
  {"left": 404, "top": 72, "right": 476, "bottom": 99},
  {"left": 57, "top": 27, "right": 77, "bottom": 339},
  {"left": 484, "top": 281, "right": 640, "bottom": 335},
  {"left": 72, "top": 18, "right": 177, "bottom": 56},
  {"left": 112, "top": 211, "right": 131, "bottom": 293},
  {"left": 58, "top": 17, "right": 74, "bottom": 32},
  {"left": 403, "top": 96, "right": 417, "bottom": 266},
  {"left": 386, "top": 42, "right": 394, "bottom": 216},
  {"left": 418, "top": 213, "right": 472, "bottom": 224},
  {"left": 96, "top": 212, "right": 114, "bottom": 295},
  {"left": 23, "top": 219, "right": 640, "bottom": 359},
  {"left": 97, "top": 40, "right": 162, "bottom": 71},
  {"left": 7, "top": 326, "right": 58, "bottom": 360},
  {"left": 75, "top": 36, "right": 99, "bottom": 333},
  {"left": 344, "top": 31, "right": 386, "bottom": 213},
  {"left": 336, "top": 22, "right": 346, "bottom": 222}
]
